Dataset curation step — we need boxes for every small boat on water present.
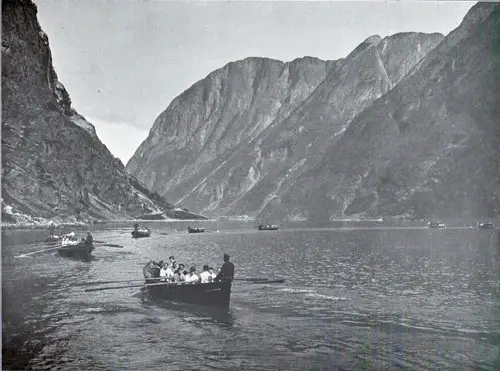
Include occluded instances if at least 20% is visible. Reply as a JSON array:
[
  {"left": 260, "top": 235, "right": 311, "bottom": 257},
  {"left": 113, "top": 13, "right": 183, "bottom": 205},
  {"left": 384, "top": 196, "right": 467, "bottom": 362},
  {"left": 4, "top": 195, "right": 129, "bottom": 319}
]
[
  {"left": 44, "top": 235, "right": 62, "bottom": 243},
  {"left": 258, "top": 224, "right": 279, "bottom": 231},
  {"left": 132, "top": 228, "right": 151, "bottom": 238},
  {"left": 187, "top": 226, "right": 205, "bottom": 233},
  {"left": 58, "top": 243, "right": 94, "bottom": 261},
  {"left": 477, "top": 222, "right": 494, "bottom": 229},
  {"left": 428, "top": 221, "right": 445, "bottom": 228},
  {"left": 144, "top": 280, "right": 232, "bottom": 308}
]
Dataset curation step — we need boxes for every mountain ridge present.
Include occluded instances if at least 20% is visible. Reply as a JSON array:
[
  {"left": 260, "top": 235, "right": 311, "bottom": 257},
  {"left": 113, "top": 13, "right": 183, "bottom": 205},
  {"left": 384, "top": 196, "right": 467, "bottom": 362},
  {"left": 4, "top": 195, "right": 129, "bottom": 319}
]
[{"left": 127, "top": 31, "right": 445, "bottom": 220}]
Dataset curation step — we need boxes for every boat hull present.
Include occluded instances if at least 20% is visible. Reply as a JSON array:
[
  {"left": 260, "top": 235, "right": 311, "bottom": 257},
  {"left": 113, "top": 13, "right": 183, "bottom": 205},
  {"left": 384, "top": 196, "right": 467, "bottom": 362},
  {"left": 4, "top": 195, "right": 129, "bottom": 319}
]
[
  {"left": 132, "top": 230, "right": 151, "bottom": 238},
  {"left": 44, "top": 235, "right": 61, "bottom": 244},
  {"left": 58, "top": 244, "right": 93, "bottom": 261},
  {"left": 187, "top": 227, "right": 205, "bottom": 233},
  {"left": 478, "top": 223, "right": 494, "bottom": 229},
  {"left": 258, "top": 225, "right": 279, "bottom": 231},
  {"left": 145, "top": 281, "right": 231, "bottom": 308}
]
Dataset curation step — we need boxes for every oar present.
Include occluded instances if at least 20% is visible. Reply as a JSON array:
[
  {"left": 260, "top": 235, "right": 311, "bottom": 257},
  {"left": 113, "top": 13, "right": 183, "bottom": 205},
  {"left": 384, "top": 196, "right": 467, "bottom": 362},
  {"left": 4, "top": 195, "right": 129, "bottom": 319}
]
[
  {"left": 84, "top": 281, "right": 181, "bottom": 292},
  {"left": 81, "top": 278, "right": 285, "bottom": 291},
  {"left": 9, "top": 240, "right": 55, "bottom": 249},
  {"left": 93, "top": 241, "right": 124, "bottom": 248},
  {"left": 74, "top": 278, "right": 160, "bottom": 287},
  {"left": 246, "top": 279, "right": 285, "bottom": 284},
  {"left": 15, "top": 245, "right": 61, "bottom": 258},
  {"left": 77, "top": 277, "right": 278, "bottom": 286}
]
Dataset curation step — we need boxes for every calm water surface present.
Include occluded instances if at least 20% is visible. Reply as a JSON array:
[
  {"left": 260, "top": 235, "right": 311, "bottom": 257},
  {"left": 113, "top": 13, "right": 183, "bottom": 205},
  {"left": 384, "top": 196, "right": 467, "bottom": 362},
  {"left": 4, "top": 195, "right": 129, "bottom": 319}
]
[{"left": 2, "top": 222, "right": 500, "bottom": 370}]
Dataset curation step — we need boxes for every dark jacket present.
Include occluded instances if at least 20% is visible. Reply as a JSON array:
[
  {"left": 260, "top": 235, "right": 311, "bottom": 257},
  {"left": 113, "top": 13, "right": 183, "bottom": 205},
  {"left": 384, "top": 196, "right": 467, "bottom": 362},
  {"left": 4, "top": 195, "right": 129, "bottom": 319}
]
[
  {"left": 84, "top": 234, "right": 93, "bottom": 246},
  {"left": 216, "top": 261, "right": 235, "bottom": 282}
]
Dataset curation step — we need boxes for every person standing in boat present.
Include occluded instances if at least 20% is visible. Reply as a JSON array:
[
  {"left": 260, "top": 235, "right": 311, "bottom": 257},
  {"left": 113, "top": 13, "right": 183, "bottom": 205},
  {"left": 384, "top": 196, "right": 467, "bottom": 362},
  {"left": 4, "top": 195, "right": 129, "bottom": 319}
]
[
  {"left": 83, "top": 232, "right": 93, "bottom": 246},
  {"left": 215, "top": 253, "right": 234, "bottom": 283},
  {"left": 169, "top": 256, "right": 177, "bottom": 270}
]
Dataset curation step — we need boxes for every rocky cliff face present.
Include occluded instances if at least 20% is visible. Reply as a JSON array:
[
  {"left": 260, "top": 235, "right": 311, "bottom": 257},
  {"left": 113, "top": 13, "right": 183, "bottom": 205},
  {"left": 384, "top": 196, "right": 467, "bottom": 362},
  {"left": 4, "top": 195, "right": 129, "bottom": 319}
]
[
  {"left": 261, "top": 2, "right": 500, "bottom": 221},
  {"left": 127, "top": 30, "right": 443, "bottom": 220},
  {"left": 1, "top": 0, "right": 183, "bottom": 224}
]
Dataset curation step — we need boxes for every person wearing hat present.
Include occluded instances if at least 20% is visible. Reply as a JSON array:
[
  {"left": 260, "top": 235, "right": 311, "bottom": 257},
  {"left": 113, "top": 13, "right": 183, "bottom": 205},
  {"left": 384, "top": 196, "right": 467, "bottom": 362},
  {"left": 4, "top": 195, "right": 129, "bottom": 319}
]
[
  {"left": 83, "top": 232, "right": 93, "bottom": 246},
  {"left": 184, "top": 266, "right": 199, "bottom": 283},
  {"left": 215, "top": 253, "right": 234, "bottom": 283}
]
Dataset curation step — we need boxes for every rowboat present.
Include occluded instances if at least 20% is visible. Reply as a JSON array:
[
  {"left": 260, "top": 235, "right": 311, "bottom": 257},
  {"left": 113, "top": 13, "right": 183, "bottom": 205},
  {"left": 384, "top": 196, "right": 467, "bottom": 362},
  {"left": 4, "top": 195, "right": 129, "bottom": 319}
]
[
  {"left": 428, "top": 221, "right": 445, "bottom": 228},
  {"left": 477, "top": 222, "right": 494, "bottom": 229},
  {"left": 187, "top": 226, "right": 205, "bottom": 233},
  {"left": 58, "top": 243, "right": 94, "bottom": 261},
  {"left": 258, "top": 224, "right": 279, "bottom": 231},
  {"left": 132, "top": 228, "right": 151, "bottom": 238},
  {"left": 144, "top": 280, "right": 232, "bottom": 308},
  {"left": 44, "top": 235, "right": 61, "bottom": 243}
]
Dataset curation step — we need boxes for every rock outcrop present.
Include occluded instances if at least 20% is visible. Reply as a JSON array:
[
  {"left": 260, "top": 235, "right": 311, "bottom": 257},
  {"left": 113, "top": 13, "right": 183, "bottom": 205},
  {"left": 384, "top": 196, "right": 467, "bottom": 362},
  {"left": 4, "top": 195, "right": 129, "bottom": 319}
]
[
  {"left": 127, "top": 30, "right": 444, "bottom": 220},
  {"left": 1, "top": 0, "right": 202, "bottom": 224}
]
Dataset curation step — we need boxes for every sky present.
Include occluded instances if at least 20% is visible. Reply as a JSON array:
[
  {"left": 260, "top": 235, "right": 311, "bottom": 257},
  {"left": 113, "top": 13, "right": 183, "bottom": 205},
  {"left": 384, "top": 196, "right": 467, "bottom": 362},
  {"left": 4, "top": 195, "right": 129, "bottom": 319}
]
[{"left": 35, "top": 0, "right": 476, "bottom": 164}]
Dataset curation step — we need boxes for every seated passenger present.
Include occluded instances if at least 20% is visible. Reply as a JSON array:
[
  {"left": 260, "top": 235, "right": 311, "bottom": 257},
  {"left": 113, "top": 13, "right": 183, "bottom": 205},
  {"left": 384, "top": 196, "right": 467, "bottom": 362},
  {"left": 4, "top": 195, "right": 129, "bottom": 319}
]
[
  {"left": 160, "top": 263, "right": 175, "bottom": 281},
  {"left": 184, "top": 266, "right": 199, "bottom": 283},
  {"left": 144, "top": 260, "right": 162, "bottom": 280},
  {"left": 174, "top": 264, "right": 186, "bottom": 281},
  {"left": 199, "top": 265, "right": 212, "bottom": 283},
  {"left": 209, "top": 267, "right": 217, "bottom": 281}
]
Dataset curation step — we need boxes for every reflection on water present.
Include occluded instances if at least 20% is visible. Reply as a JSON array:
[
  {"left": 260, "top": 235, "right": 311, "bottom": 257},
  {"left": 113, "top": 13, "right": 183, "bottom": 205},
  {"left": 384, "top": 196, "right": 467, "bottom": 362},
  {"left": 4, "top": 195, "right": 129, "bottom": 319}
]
[
  {"left": 139, "top": 289, "right": 236, "bottom": 329},
  {"left": 2, "top": 224, "right": 500, "bottom": 370}
]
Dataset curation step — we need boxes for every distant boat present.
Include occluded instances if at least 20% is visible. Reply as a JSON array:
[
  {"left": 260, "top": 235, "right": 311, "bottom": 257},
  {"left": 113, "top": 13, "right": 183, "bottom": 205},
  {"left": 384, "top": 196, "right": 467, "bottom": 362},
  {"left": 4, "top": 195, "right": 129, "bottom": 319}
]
[
  {"left": 132, "top": 228, "right": 151, "bottom": 238},
  {"left": 428, "top": 221, "right": 445, "bottom": 228},
  {"left": 477, "top": 222, "right": 494, "bottom": 229},
  {"left": 258, "top": 224, "right": 279, "bottom": 231},
  {"left": 187, "top": 226, "right": 205, "bottom": 233}
]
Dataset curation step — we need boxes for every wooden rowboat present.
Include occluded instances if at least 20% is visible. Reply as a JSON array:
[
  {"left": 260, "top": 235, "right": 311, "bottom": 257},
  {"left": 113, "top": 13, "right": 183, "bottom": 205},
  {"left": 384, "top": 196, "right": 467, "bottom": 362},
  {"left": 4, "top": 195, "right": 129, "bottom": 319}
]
[
  {"left": 477, "top": 222, "right": 494, "bottom": 229},
  {"left": 132, "top": 229, "right": 151, "bottom": 238},
  {"left": 44, "top": 235, "right": 61, "bottom": 243},
  {"left": 428, "top": 221, "right": 445, "bottom": 228},
  {"left": 144, "top": 280, "right": 232, "bottom": 308},
  {"left": 258, "top": 224, "right": 279, "bottom": 231},
  {"left": 58, "top": 243, "right": 94, "bottom": 261},
  {"left": 187, "top": 226, "right": 205, "bottom": 233}
]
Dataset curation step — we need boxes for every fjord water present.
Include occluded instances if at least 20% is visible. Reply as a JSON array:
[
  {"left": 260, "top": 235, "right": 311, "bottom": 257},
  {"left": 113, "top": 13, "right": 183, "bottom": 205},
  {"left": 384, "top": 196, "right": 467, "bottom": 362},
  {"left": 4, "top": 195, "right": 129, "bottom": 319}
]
[{"left": 2, "top": 223, "right": 499, "bottom": 370}]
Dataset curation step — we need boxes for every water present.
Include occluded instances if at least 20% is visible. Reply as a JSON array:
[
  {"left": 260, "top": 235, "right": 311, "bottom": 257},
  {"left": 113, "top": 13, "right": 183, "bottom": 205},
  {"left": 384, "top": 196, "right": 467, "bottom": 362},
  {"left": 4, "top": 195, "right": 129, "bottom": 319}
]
[{"left": 2, "top": 223, "right": 500, "bottom": 370}]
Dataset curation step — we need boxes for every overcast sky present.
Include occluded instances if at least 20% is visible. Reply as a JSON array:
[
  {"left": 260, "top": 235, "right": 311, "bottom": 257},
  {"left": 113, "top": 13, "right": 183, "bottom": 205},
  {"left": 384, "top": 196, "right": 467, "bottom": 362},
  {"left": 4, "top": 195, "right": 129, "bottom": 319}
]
[{"left": 35, "top": 0, "right": 475, "bottom": 164}]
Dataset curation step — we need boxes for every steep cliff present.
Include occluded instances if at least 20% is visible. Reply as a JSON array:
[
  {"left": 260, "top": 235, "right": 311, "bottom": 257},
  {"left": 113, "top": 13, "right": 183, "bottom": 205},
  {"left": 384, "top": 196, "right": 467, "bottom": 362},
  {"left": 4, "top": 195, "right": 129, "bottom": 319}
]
[
  {"left": 1, "top": 0, "right": 187, "bottom": 224},
  {"left": 262, "top": 2, "right": 500, "bottom": 221},
  {"left": 127, "top": 32, "right": 443, "bottom": 219}
]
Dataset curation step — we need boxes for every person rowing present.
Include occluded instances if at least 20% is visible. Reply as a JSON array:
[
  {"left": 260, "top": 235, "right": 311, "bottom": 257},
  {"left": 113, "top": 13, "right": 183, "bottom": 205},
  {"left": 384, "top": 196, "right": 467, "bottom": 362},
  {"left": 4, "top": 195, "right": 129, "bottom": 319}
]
[
  {"left": 143, "top": 260, "right": 163, "bottom": 281},
  {"left": 83, "top": 232, "right": 93, "bottom": 246},
  {"left": 215, "top": 253, "right": 234, "bottom": 283}
]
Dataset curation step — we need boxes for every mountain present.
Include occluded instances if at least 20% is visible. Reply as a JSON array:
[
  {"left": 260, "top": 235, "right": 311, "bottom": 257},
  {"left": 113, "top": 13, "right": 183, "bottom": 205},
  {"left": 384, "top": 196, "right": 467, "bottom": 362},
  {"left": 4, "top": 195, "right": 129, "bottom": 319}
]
[
  {"left": 127, "top": 31, "right": 443, "bottom": 219},
  {"left": 260, "top": 2, "right": 500, "bottom": 222},
  {"left": 1, "top": 0, "right": 203, "bottom": 225}
]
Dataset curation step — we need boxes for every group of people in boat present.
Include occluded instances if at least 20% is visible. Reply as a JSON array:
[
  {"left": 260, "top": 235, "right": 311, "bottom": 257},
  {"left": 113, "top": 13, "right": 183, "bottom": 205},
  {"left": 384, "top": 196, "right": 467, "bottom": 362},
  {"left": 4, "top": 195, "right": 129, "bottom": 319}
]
[
  {"left": 143, "top": 253, "right": 234, "bottom": 284},
  {"left": 61, "top": 231, "right": 93, "bottom": 247}
]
